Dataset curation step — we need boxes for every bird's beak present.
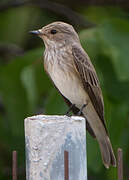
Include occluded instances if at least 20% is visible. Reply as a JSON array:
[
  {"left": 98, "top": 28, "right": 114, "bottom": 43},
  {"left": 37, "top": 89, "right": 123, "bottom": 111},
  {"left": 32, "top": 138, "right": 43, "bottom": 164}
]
[{"left": 29, "top": 29, "right": 43, "bottom": 36}]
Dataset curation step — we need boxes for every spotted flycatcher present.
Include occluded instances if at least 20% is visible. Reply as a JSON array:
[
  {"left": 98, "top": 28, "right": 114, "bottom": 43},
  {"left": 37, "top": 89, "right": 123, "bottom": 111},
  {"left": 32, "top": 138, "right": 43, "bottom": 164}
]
[{"left": 30, "top": 21, "right": 116, "bottom": 168}]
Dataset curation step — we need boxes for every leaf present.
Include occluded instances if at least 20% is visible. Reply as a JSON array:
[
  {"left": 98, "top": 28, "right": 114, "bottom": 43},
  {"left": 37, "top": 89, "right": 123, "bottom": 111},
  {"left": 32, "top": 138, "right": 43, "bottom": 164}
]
[
  {"left": 82, "top": 7, "right": 129, "bottom": 81},
  {"left": 98, "top": 19, "right": 129, "bottom": 81},
  {"left": 21, "top": 65, "right": 38, "bottom": 113},
  {"left": 0, "top": 48, "right": 43, "bottom": 138},
  {"left": 87, "top": 133, "right": 102, "bottom": 172},
  {"left": 45, "top": 88, "right": 67, "bottom": 115},
  {"left": 0, "top": 7, "right": 33, "bottom": 45}
]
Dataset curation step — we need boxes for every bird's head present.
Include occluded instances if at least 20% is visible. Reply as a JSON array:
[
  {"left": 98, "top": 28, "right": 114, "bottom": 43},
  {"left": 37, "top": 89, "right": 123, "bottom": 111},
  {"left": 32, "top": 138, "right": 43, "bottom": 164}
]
[{"left": 30, "top": 21, "right": 80, "bottom": 48}]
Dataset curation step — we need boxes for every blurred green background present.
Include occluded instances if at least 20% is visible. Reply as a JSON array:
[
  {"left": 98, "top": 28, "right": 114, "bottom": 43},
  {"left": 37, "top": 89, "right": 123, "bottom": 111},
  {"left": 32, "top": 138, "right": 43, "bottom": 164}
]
[{"left": 0, "top": 0, "right": 129, "bottom": 179}]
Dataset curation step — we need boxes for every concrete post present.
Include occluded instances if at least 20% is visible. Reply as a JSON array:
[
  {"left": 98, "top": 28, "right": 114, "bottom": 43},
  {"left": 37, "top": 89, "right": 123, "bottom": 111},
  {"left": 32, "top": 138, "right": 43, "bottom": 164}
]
[{"left": 25, "top": 115, "right": 87, "bottom": 180}]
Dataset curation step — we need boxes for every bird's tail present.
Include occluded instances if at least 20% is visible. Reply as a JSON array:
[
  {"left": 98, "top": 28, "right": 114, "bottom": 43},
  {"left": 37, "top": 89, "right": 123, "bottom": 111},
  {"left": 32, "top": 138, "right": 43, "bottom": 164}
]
[
  {"left": 83, "top": 105, "right": 116, "bottom": 168},
  {"left": 98, "top": 135, "right": 116, "bottom": 168}
]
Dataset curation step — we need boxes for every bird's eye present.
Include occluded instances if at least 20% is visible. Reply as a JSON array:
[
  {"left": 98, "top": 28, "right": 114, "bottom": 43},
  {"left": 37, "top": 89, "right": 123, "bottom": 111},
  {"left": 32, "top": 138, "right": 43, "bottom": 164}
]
[{"left": 50, "top": 29, "right": 57, "bottom": 34}]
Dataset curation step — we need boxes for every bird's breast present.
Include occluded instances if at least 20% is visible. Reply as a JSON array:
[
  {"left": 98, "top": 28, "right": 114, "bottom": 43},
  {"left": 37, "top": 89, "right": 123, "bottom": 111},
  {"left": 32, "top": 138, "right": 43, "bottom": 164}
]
[{"left": 44, "top": 56, "right": 88, "bottom": 107}]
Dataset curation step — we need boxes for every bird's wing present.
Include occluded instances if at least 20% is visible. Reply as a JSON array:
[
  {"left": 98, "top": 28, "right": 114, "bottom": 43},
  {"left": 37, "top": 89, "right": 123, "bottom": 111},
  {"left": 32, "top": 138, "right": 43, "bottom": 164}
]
[{"left": 72, "top": 44, "right": 107, "bottom": 132}]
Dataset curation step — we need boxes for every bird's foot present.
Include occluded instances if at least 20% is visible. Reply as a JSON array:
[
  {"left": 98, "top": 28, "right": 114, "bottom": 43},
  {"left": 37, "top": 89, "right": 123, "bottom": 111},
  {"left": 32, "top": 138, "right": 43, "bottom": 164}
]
[
  {"left": 65, "top": 104, "right": 75, "bottom": 116},
  {"left": 77, "top": 104, "right": 87, "bottom": 116}
]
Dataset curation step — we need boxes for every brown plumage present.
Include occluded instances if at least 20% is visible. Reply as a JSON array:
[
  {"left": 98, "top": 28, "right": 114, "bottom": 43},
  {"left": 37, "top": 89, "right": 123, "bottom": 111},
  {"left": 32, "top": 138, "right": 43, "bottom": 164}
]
[{"left": 30, "top": 21, "right": 116, "bottom": 168}]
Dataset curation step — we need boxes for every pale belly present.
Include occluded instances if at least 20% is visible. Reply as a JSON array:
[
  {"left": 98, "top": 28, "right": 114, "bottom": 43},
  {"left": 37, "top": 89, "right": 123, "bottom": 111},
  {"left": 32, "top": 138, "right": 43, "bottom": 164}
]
[{"left": 48, "top": 64, "right": 89, "bottom": 107}]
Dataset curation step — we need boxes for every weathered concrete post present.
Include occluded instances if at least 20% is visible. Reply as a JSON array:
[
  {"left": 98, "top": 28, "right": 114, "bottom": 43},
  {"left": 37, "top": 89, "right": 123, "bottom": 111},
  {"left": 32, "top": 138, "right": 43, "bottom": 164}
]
[{"left": 24, "top": 115, "right": 87, "bottom": 180}]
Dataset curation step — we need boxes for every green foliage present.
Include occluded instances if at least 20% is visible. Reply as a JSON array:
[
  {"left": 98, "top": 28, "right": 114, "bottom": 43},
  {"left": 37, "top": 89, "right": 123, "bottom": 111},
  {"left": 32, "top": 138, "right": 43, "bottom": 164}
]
[
  {"left": 80, "top": 8, "right": 129, "bottom": 178},
  {"left": 0, "top": 4, "right": 129, "bottom": 180}
]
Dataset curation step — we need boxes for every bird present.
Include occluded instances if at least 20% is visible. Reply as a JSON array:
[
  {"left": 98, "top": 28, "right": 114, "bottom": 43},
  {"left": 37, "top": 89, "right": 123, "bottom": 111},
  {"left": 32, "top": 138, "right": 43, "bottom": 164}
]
[{"left": 30, "top": 21, "right": 116, "bottom": 168}]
